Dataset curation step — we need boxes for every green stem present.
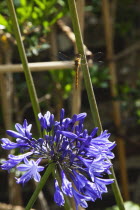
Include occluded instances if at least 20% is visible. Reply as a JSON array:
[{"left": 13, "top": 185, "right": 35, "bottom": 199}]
[
  {"left": 67, "top": 0, "right": 102, "bottom": 134},
  {"left": 25, "top": 163, "right": 55, "bottom": 210},
  {"left": 109, "top": 168, "right": 125, "bottom": 210},
  {"left": 6, "top": 0, "right": 41, "bottom": 136},
  {"left": 67, "top": 0, "right": 125, "bottom": 209}
]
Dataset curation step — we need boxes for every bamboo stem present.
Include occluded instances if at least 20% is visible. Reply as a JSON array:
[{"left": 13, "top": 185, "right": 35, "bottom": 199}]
[
  {"left": 0, "top": 61, "right": 74, "bottom": 73},
  {"left": 102, "top": 0, "right": 130, "bottom": 201},
  {"left": 71, "top": 0, "right": 85, "bottom": 116}
]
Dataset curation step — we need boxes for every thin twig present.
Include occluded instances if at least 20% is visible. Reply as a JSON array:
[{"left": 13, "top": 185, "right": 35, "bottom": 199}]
[
  {"left": 111, "top": 41, "right": 140, "bottom": 61},
  {"left": 20, "top": 94, "right": 51, "bottom": 118},
  {"left": 57, "top": 19, "right": 92, "bottom": 57}
]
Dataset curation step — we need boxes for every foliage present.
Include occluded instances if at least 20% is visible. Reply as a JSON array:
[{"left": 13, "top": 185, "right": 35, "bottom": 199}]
[
  {"left": 15, "top": 0, "right": 67, "bottom": 30},
  {"left": 0, "top": 0, "right": 72, "bottom": 108},
  {"left": 116, "top": 0, "right": 140, "bottom": 37},
  {"left": 89, "top": 64, "right": 109, "bottom": 88},
  {"left": 48, "top": 69, "right": 73, "bottom": 98},
  {"left": 0, "top": 0, "right": 68, "bottom": 56},
  {"left": 1, "top": 0, "right": 68, "bottom": 32},
  {"left": 86, "top": 0, "right": 102, "bottom": 16},
  {"left": 118, "top": 79, "right": 140, "bottom": 123},
  {"left": 106, "top": 201, "right": 140, "bottom": 210}
]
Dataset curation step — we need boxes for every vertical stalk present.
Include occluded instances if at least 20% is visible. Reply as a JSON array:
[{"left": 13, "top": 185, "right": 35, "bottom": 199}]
[
  {"left": 6, "top": 0, "right": 41, "bottom": 136},
  {"left": 71, "top": 0, "right": 85, "bottom": 116},
  {"left": 68, "top": 1, "right": 102, "bottom": 134},
  {"left": 102, "top": 0, "right": 129, "bottom": 201},
  {"left": 25, "top": 163, "right": 55, "bottom": 210},
  {"left": 67, "top": 0, "right": 125, "bottom": 209}
]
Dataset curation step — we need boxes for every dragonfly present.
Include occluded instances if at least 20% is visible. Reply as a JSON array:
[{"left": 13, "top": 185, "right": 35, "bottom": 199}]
[
  {"left": 58, "top": 51, "right": 103, "bottom": 89},
  {"left": 74, "top": 53, "right": 82, "bottom": 89}
]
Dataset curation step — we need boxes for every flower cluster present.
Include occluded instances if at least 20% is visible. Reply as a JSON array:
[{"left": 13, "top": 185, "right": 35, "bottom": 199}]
[{"left": 0, "top": 109, "right": 116, "bottom": 209}]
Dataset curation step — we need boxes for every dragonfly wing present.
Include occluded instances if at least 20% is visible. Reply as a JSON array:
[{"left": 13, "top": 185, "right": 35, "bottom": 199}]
[
  {"left": 58, "top": 52, "right": 72, "bottom": 61},
  {"left": 86, "top": 52, "right": 104, "bottom": 65}
]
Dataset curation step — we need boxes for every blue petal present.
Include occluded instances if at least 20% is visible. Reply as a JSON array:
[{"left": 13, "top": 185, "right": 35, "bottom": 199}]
[
  {"left": 34, "top": 171, "right": 41, "bottom": 182},
  {"left": 60, "top": 108, "right": 65, "bottom": 124},
  {"left": 54, "top": 179, "right": 65, "bottom": 206},
  {"left": 1, "top": 138, "right": 20, "bottom": 150},
  {"left": 15, "top": 123, "right": 25, "bottom": 135},
  {"left": 38, "top": 113, "right": 47, "bottom": 129},
  {"left": 1, "top": 159, "right": 20, "bottom": 171},
  {"left": 71, "top": 114, "right": 77, "bottom": 124},
  {"left": 90, "top": 127, "right": 98, "bottom": 137},
  {"left": 61, "top": 170, "right": 73, "bottom": 197},
  {"left": 1, "top": 153, "right": 33, "bottom": 172},
  {"left": 6, "top": 120, "right": 32, "bottom": 140},
  {"left": 38, "top": 111, "right": 54, "bottom": 131},
  {"left": 16, "top": 170, "right": 32, "bottom": 184},
  {"left": 37, "top": 166, "right": 44, "bottom": 172},
  {"left": 72, "top": 188, "right": 90, "bottom": 210},
  {"left": 76, "top": 113, "right": 87, "bottom": 121},
  {"left": 82, "top": 181, "right": 100, "bottom": 200},
  {"left": 16, "top": 158, "right": 44, "bottom": 184},
  {"left": 17, "top": 164, "right": 31, "bottom": 171},
  {"left": 61, "top": 131, "right": 77, "bottom": 139},
  {"left": 94, "top": 177, "right": 114, "bottom": 193},
  {"left": 72, "top": 170, "right": 88, "bottom": 189},
  {"left": 6, "top": 130, "right": 23, "bottom": 138}
]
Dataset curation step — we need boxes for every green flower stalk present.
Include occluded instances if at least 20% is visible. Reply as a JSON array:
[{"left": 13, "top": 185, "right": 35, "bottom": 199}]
[
  {"left": 67, "top": 0, "right": 125, "bottom": 209},
  {"left": 6, "top": 0, "right": 41, "bottom": 136}
]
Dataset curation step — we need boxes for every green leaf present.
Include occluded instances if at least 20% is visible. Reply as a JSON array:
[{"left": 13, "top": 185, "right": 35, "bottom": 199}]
[
  {"left": 19, "top": 0, "right": 27, "bottom": 7},
  {"left": 0, "top": 15, "right": 8, "bottom": 28},
  {"left": 34, "top": 0, "right": 46, "bottom": 10}
]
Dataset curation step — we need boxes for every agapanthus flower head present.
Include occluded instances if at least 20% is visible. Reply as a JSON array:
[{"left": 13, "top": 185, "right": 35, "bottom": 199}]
[{"left": 0, "top": 108, "right": 116, "bottom": 209}]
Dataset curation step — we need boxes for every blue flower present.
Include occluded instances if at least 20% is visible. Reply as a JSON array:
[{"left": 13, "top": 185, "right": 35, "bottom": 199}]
[
  {"left": 16, "top": 158, "right": 44, "bottom": 184},
  {"left": 1, "top": 159, "right": 20, "bottom": 172},
  {"left": 38, "top": 111, "right": 54, "bottom": 131},
  {"left": 1, "top": 152, "right": 33, "bottom": 171},
  {"left": 6, "top": 119, "right": 32, "bottom": 140},
  {"left": 0, "top": 108, "right": 115, "bottom": 209}
]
